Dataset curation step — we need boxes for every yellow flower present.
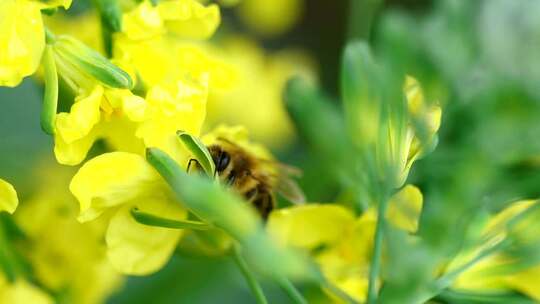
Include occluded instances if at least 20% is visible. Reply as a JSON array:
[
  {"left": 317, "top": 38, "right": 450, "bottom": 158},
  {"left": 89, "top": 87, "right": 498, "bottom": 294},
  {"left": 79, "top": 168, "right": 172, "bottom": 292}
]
[
  {"left": 237, "top": 0, "right": 304, "bottom": 36},
  {"left": 450, "top": 199, "right": 540, "bottom": 301},
  {"left": 0, "top": 0, "right": 71, "bottom": 87},
  {"left": 68, "top": 124, "right": 277, "bottom": 273},
  {"left": 0, "top": 276, "right": 53, "bottom": 304},
  {"left": 398, "top": 76, "right": 442, "bottom": 185},
  {"left": 70, "top": 152, "right": 187, "bottom": 275},
  {"left": 135, "top": 79, "right": 208, "bottom": 164},
  {"left": 53, "top": 85, "right": 144, "bottom": 165},
  {"left": 113, "top": 0, "right": 230, "bottom": 95},
  {"left": 0, "top": 178, "right": 18, "bottom": 214},
  {"left": 121, "top": 0, "right": 220, "bottom": 41},
  {"left": 67, "top": 38, "right": 212, "bottom": 273},
  {"left": 54, "top": 74, "right": 208, "bottom": 165},
  {"left": 14, "top": 163, "right": 123, "bottom": 304},
  {"left": 267, "top": 185, "right": 423, "bottom": 302},
  {"left": 206, "top": 37, "right": 317, "bottom": 148},
  {"left": 343, "top": 42, "right": 442, "bottom": 189},
  {"left": 114, "top": 33, "right": 234, "bottom": 91},
  {"left": 376, "top": 76, "right": 441, "bottom": 188}
]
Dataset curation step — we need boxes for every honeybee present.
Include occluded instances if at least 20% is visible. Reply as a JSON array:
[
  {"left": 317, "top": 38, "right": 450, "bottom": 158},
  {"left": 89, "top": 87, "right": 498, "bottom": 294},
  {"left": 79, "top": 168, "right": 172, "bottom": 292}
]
[{"left": 188, "top": 137, "right": 305, "bottom": 219}]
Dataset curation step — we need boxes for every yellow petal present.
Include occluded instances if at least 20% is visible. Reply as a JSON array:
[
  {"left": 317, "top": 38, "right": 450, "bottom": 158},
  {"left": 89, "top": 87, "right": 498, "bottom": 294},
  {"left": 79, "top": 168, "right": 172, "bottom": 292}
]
[
  {"left": 106, "top": 201, "right": 186, "bottom": 275},
  {"left": 0, "top": 178, "right": 18, "bottom": 214},
  {"left": 483, "top": 200, "right": 537, "bottom": 236},
  {"left": 206, "top": 37, "right": 316, "bottom": 148},
  {"left": 386, "top": 185, "right": 423, "bottom": 232},
  {"left": 405, "top": 76, "right": 425, "bottom": 117},
  {"left": 136, "top": 79, "right": 207, "bottom": 161},
  {"left": 505, "top": 264, "right": 540, "bottom": 301},
  {"left": 122, "top": 1, "right": 164, "bottom": 41},
  {"left": 103, "top": 88, "right": 148, "bottom": 122},
  {"left": 237, "top": 0, "right": 303, "bottom": 36},
  {"left": 174, "top": 44, "right": 237, "bottom": 90},
  {"left": 56, "top": 86, "right": 104, "bottom": 144},
  {"left": 121, "top": 93, "right": 147, "bottom": 122},
  {"left": 267, "top": 204, "right": 355, "bottom": 250},
  {"left": 113, "top": 36, "right": 171, "bottom": 86},
  {"left": 316, "top": 213, "right": 374, "bottom": 303},
  {"left": 0, "top": 0, "right": 44, "bottom": 87},
  {"left": 54, "top": 127, "right": 99, "bottom": 166},
  {"left": 70, "top": 152, "right": 163, "bottom": 222},
  {"left": 404, "top": 76, "right": 442, "bottom": 156},
  {"left": 158, "top": 0, "right": 220, "bottom": 39},
  {"left": 452, "top": 254, "right": 509, "bottom": 292},
  {"left": 324, "top": 276, "right": 369, "bottom": 304},
  {"left": 0, "top": 278, "right": 53, "bottom": 304}
]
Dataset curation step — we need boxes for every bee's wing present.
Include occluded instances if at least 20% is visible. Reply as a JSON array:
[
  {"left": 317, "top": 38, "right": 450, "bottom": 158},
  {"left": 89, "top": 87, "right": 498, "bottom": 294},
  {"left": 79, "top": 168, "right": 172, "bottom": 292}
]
[
  {"left": 275, "top": 176, "right": 306, "bottom": 204},
  {"left": 267, "top": 161, "right": 306, "bottom": 204},
  {"left": 258, "top": 158, "right": 303, "bottom": 176}
]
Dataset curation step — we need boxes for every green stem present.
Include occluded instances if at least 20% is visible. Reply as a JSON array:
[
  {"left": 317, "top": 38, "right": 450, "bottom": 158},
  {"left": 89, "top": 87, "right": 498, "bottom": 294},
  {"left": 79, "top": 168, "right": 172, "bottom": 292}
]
[
  {"left": 435, "top": 289, "right": 534, "bottom": 304},
  {"left": 41, "top": 45, "right": 58, "bottom": 135},
  {"left": 92, "top": 0, "right": 122, "bottom": 57},
  {"left": 347, "top": 0, "right": 383, "bottom": 41},
  {"left": 231, "top": 245, "right": 268, "bottom": 304},
  {"left": 276, "top": 276, "right": 307, "bottom": 304},
  {"left": 366, "top": 191, "right": 389, "bottom": 304},
  {"left": 131, "top": 208, "right": 210, "bottom": 230},
  {"left": 45, "top": 28, "right": 56, "bottom": 44}
]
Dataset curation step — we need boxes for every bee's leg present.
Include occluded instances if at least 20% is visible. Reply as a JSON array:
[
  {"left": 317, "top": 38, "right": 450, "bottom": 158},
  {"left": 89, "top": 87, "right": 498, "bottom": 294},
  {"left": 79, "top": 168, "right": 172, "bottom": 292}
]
[
  {"left": 244, "top": 187, "right": 259, "bottom": 201},
  {"left": 186, "top": 158, "right": 201, "bottom": 173},
  {"left": 213, "top": 150, "right": 222, "bottom": 178},
  {"left": 226, "top": 171, "right": 236, "bottom": 186}
]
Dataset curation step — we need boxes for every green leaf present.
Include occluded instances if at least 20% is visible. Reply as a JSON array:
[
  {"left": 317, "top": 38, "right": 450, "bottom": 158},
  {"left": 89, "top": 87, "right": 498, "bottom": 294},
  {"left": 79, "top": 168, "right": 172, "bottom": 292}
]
[
  {"left": 435, "top": 289, "right": 536, "bottom": 304},
  {"left": 93, "top": 0, "right": 122, "bottom": 32},
  {"left": 341, "top": 40, "right": 382, "bottom": 143},
  {"left": 41, "top": 7, "right": 58, "bottom": 16},
  {"left": 131, "top": 208, "right": 210, "bottom": 230},
  {"left": 41, "top": 45, "right": 58, "bottom": 135},
  {"left": 284, "top": 77, "right": 366, "bottom": 210},
  {"left": 177, "top": 131, "right": 216, "bottom": 177},
  {"left": 284, "top": 77, "right": 350, "bottom": 163},
  {"left": 93, "top": 0, "right": 122, "bottom": 57},
  {"left": 55, "top": 36, "right": 133, "bottom": 89}
]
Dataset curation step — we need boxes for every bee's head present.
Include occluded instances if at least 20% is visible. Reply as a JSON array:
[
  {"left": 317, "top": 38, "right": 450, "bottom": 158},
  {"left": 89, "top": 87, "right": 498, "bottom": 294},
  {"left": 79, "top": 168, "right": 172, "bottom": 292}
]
[{"left": 209, "top": 145, "right": 231, "bottom": 174}]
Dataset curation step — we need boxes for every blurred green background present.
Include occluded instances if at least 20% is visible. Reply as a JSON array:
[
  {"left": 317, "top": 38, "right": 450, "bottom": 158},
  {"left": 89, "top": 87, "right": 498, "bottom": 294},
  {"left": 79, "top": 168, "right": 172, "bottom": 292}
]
[{"left": 4, "top": 0, "right": 540, "bottom": 302}]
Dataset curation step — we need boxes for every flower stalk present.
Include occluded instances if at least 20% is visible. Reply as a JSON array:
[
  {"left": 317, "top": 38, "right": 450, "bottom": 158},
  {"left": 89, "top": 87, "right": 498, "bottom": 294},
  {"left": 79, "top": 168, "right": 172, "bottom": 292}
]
[
  {"left": 41, "top": 45, "right": 59, "bottom": 135},
  {"left": 92, "top": 0, "right": 122, "bottom": 57},
  {"left": 231, "top": 245, "right": 268, "bottom": 304},
  {"left": 276, "top": 276, "right": 307, "bottom": 304},
  {"left": 366, "top": 190, "right": 390, "bottom": 304},
  {"left": 130, "top": 208, "right": 210, "bottom": 230}
]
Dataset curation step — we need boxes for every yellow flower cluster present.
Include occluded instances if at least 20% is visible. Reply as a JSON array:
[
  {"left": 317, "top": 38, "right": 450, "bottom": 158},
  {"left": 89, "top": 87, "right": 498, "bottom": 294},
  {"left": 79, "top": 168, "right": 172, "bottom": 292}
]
[
  {"left": 268, "top": 185, "right": 423, "bottom": 302},
  {"left": 0, "top": 179, "right": 18, "bottom": 214},
  {"left": 14, "top": 165, "right": 123, "bottom": 304},
  {"left": 0, "top": 0, "right": 70, "bottom": 87},
  {"left": 206, "top": 37, "right": 316, "bottom": 148},
  {"left": 4, "top": 0, "right": 539, "bottom": 303},
  {"left": 0, "top": 165, "right": 122, "bottom": 303},
  {"left": 449, "top": 199, "right": 540, "bottom": 301}
]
